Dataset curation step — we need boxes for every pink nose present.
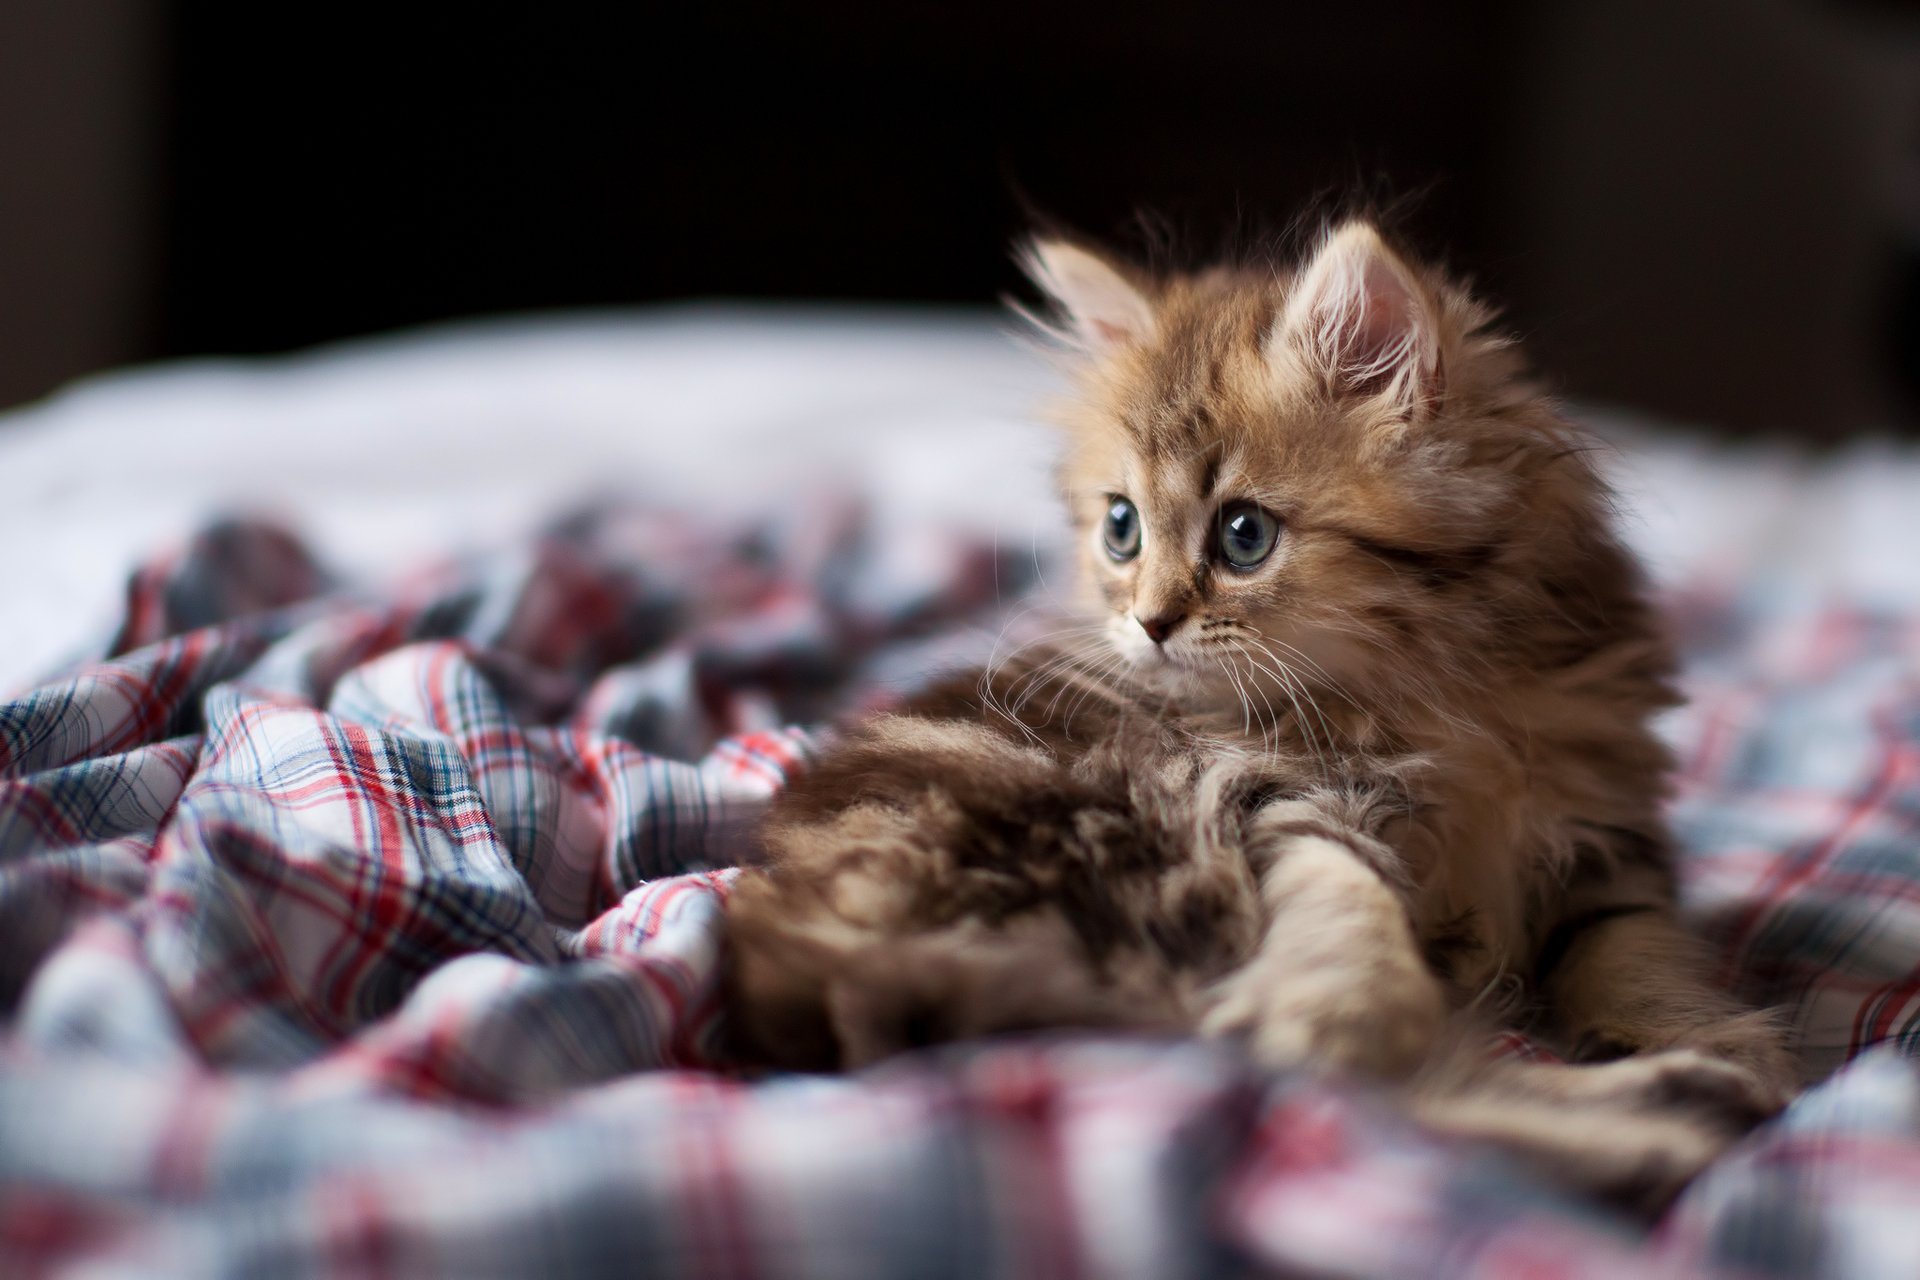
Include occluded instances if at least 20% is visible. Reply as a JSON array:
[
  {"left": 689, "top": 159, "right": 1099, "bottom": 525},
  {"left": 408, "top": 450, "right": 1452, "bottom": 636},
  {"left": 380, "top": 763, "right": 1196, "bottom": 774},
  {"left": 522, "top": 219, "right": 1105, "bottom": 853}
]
[{"left": 1136, "top": 612, "right": 1184, "bottom": 644}]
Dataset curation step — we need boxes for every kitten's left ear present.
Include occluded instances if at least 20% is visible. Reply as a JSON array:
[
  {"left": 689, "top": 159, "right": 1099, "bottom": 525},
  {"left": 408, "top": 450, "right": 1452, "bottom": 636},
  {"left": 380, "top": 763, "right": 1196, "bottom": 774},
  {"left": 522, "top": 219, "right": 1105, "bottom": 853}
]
[
  {"left": 1018, "top": 238, "right": 1156, "bottom": 352},
  {"left": 1272, "top": 222, "right": 1442, "bottom": 421}
]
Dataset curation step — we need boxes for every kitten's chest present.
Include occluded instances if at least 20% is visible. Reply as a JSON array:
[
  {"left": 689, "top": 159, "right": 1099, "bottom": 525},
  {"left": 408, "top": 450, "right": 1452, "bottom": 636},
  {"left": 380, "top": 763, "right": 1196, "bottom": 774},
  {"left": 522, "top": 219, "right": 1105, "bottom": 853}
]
[{"left": 1202, "top": 703, "right": 1546, "bottom": 989}]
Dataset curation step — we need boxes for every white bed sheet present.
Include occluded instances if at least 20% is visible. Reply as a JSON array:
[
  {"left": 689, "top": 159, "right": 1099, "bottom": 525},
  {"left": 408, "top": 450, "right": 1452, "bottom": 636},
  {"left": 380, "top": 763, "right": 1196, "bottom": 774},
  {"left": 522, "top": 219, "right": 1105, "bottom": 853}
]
[{"left": 2, "top": 303, "right": 1915, "bottom": 695}]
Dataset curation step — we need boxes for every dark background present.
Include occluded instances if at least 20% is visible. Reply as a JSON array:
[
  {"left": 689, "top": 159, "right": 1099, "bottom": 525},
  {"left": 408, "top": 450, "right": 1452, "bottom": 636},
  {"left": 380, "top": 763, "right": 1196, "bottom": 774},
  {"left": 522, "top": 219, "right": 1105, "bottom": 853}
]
[{"left": 4, "top": 1, "right": 1918, "bottom": 434}]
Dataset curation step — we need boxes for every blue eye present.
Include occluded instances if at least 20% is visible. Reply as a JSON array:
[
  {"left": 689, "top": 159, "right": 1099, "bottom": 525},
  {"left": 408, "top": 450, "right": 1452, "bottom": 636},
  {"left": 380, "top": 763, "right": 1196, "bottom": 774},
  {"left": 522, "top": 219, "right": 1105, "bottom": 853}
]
[
  {"left": 1217, "top": 502, "right": 1280, "bottom": 569},
  {"left": 1103, "top": 497, "right": 1141, "bottom": 561}
]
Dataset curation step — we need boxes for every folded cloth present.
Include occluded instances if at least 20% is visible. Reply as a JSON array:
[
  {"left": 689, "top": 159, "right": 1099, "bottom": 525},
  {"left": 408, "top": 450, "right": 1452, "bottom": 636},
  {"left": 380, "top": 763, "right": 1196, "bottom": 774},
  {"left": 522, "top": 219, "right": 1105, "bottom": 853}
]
[{"left": 1, "top": 511, "right": 1917, "bottom": 1278}]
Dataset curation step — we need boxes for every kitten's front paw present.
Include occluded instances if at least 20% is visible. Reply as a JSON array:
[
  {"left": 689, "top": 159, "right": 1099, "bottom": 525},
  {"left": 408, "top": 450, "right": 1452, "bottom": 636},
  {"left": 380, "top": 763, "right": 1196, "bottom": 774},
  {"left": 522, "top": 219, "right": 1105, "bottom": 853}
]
[{"left": 1203, "top": 964, "right": 1447, "bottom": 1080}]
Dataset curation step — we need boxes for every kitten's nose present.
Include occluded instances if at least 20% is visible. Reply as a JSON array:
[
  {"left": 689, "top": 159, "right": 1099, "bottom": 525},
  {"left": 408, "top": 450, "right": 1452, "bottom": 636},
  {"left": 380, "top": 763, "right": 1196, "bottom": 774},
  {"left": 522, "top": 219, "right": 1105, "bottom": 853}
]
[{"left": 1135, "top": 611, "right": 1185, "bottom": 645}]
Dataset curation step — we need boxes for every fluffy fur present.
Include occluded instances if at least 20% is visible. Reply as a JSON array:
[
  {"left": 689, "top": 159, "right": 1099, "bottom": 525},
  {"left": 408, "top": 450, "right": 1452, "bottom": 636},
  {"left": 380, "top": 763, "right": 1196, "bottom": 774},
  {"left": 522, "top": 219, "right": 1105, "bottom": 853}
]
[{"left": 725, "top": 221, "right": 1799, "bottom": 1209}]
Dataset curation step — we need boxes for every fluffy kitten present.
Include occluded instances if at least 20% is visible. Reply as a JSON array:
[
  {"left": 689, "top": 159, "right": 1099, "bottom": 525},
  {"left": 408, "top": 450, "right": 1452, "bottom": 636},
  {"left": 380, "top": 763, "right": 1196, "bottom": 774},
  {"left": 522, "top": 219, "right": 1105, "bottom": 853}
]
[{"left": 725, "top": 221, "right": 1798, "bottom": 1206}]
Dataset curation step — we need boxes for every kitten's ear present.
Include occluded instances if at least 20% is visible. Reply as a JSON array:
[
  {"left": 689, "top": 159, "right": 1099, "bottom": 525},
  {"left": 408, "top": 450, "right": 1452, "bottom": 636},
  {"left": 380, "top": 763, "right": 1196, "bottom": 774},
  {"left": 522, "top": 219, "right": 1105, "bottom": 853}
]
[
  {"left": 1273, "top": 222, "right": 1442, "bottom": 420},
  {"left": 1018, "top": 238, "right": 1156, "bottom": 351}
]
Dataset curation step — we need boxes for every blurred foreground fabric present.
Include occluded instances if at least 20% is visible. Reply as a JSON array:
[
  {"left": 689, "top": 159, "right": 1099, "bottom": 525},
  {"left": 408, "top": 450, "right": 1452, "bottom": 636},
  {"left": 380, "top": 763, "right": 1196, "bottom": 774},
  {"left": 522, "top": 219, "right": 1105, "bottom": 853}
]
[{"left": 3, "top": 510, "right": 1920, "bottom": 1278}]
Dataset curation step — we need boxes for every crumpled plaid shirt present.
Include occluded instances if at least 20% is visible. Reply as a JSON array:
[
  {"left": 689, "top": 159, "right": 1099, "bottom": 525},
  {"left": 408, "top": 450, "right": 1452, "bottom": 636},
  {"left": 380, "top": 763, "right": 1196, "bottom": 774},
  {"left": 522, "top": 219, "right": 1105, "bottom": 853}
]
[{"left": 3, "top": 506, "right": 1918, "bottom": 1279}]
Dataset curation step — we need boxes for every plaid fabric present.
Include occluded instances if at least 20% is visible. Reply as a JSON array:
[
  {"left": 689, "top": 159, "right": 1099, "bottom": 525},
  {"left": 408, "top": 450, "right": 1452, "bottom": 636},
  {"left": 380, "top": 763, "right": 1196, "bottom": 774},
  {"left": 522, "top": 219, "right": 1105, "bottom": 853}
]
[
  {"left": 1666, "top": 598, "right": 1920, "bottom": 1077},
  {"left": 2, "top": 511, "right": 1918, "bottom": 1279}
]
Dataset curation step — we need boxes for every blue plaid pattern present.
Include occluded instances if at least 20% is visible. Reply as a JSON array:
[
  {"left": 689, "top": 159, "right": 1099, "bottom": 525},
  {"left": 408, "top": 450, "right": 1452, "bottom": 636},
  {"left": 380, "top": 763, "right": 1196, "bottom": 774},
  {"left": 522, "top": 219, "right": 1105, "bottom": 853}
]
[{"left": 2, "top": 511, "right": 1918, "bottom": 1278}]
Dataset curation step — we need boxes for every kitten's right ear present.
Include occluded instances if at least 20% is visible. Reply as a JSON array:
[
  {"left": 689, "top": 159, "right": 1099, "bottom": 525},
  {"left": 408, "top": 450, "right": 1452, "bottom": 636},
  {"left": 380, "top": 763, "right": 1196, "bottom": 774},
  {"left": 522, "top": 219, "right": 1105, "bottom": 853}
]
[
  {"left": 1272, "top": 222, "right": 1442, "bottom": 423},
  {"left": 1018, "top": 238, "right": 1156, "bottom": 351}
]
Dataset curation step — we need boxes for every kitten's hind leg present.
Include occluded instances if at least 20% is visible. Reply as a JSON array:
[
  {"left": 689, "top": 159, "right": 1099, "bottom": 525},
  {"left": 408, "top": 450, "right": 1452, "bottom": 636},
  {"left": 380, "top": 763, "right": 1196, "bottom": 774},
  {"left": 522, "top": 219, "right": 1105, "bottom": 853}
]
[
  {"left": 1411, "top": 1060, "right": 1740, "bottom": 1214},
  {"left": 1202, "top": 804, "right": 1447, "bottom": 1080},
  {"left": 1405, "top": 1017, "right": 1783, "bottom": 1213},
  {"left": 1539, "top": 901, "right": 1800, "bottom": 1111},
  {"left": 1401, "top": 894, "right": 1799, "bottom": 1214}
]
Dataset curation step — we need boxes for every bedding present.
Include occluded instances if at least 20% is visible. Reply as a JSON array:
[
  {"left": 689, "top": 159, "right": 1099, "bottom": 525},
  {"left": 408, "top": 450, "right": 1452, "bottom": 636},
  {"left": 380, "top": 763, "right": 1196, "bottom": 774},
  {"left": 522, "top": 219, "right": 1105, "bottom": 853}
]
[{"left": 3, "top": 309, "right": 1920, "bottom": 1278}]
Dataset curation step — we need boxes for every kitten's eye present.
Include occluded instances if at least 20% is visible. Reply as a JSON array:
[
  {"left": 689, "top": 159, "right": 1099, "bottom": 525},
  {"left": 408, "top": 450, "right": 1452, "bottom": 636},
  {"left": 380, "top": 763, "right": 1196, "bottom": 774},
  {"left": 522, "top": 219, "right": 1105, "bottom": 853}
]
[
  {"left": 1102, "top": 496, "right": 1141, "bottom": 562},
  {"left": 1217, "top": 502, "right": 1280, "bottom": 570}
]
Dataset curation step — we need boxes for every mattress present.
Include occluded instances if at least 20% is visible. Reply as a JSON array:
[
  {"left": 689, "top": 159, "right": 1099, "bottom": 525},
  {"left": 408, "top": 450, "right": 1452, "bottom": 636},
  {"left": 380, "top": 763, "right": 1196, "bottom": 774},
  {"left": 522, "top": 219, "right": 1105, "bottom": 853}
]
[{"left": 0, "top": 307, "right": 1062, "bottom": 694}]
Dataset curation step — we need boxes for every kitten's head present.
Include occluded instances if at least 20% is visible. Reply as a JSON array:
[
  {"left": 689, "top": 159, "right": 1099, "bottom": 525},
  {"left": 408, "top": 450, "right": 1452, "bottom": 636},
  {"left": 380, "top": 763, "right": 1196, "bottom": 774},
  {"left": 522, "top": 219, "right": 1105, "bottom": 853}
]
[{"left": 1021, "top": 222, "right": 1634, "bottom": 716}]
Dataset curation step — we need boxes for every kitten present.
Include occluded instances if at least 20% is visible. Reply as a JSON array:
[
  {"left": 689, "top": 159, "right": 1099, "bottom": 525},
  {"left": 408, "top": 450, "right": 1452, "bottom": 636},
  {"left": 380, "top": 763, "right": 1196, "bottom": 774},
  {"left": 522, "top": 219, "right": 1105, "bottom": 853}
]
[{"left": 725, "top": 221, "right": 1798, "bottom": 1207}]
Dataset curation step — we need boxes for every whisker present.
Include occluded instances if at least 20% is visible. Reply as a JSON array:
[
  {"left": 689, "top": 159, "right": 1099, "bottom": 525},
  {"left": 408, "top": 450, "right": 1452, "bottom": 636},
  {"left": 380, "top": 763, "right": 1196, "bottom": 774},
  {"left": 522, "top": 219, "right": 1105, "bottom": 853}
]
[
  {"left": 1241, "top": 629, "right": 1357, "bottom": 706},
  {"left": 1232, "top": 638, "right": 1334, "bottom": 780},
  {"left": 1236, "top": 635, "right": 1342, "bottom": 758},
  {"left": 977, "top": 623, "right": 1115, "bottom": 741},
  {"left": 1213, "top": 653, "right": 1253, "bottom": 738},
  {"left": 1230, "top": 646, "right": 1283, "bottom": 757},
  {"left": 1034, "top": 643, "right": 1117, "bottom": 721},
  {"left": 1007, "top": 635, "right": 1112, "bottom": 716},
  {"left": 1060, "top": 651, "right": 1131, "bottom": 739}
]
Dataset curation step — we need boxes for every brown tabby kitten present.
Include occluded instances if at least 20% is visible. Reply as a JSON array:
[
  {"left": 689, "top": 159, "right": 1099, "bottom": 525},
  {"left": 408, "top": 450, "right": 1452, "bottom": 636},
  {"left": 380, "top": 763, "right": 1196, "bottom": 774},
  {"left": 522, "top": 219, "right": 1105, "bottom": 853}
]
[{"left": 725, "top": 221, "right": 1799, "bottom": 1206}]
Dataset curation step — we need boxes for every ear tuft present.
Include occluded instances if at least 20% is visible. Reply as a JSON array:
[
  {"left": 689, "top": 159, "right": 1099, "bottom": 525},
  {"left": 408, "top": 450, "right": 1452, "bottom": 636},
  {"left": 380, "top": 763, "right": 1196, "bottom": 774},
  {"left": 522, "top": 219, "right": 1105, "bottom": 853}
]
[
  {"left": 1274, "top": 223, "right": 1442, "bottom": 419},
  {"left": 1018, "top": 238, "right": 1156, "bottom": 352}
]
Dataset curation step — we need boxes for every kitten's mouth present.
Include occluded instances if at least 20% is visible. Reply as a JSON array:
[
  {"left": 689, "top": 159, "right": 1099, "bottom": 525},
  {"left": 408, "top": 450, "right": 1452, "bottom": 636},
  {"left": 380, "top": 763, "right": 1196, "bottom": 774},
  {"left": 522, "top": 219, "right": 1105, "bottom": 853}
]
[
  {"left": 1120, "top": 643, "right": 1211, "bottom": 690},
  {"left": 1115, "top": 638, "right": 1178, "bottom": 670}
]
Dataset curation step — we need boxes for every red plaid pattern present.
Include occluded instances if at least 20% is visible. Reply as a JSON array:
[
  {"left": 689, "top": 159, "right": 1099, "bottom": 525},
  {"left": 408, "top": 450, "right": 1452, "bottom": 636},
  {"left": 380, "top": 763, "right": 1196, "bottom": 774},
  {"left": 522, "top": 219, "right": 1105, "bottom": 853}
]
[{"left": 1, "top": 511, "right": 1918, "bottom": 1278}]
